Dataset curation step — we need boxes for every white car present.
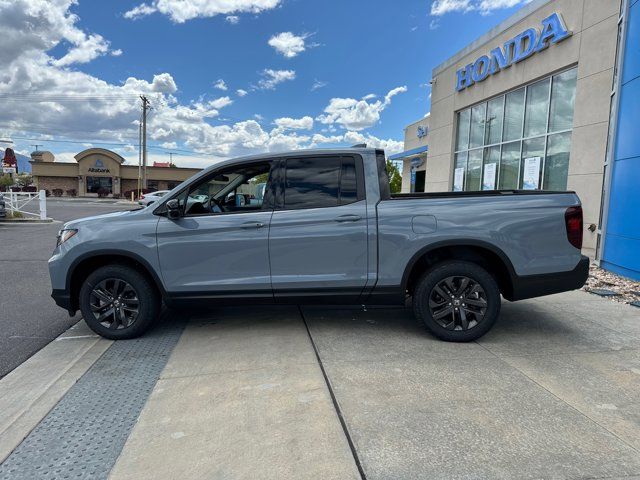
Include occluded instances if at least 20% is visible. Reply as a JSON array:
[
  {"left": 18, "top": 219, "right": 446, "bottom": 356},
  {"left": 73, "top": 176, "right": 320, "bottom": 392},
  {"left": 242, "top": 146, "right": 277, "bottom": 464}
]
[{"left": 138, "top": 190, "right": 170, "bottom": 206}]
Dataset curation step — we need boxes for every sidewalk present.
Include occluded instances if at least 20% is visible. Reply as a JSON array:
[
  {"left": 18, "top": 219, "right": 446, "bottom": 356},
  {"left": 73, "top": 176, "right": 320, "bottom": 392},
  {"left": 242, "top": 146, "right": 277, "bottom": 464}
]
[
  {"left": 0, "top": 308, "right": 360, "bottom": 480},
  {"left": 1, "top": 291, "right": 640, "bottom": 480}
]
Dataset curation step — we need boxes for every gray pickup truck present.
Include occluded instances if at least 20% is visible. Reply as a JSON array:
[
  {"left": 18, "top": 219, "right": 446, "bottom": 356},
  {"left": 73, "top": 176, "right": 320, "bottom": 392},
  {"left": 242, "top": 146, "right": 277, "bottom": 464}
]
[{"left": 49, "top": 148, "right": 588, "bottom": 342}]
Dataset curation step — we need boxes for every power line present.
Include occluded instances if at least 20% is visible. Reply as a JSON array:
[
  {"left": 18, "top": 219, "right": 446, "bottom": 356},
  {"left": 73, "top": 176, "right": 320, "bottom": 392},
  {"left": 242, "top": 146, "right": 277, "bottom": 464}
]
[{"left": 5, "top": 134, "right": 217, "bottom": 157}]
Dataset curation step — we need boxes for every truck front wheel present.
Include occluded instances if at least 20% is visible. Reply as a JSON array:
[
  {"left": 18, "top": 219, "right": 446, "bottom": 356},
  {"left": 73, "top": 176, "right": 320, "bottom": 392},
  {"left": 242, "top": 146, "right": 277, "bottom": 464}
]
[
  {"left": 413, "top": 261, "right": 501, "bottom": 342},
  {"left": 79, "top": 265, "right": 160, "bottom": 340}
]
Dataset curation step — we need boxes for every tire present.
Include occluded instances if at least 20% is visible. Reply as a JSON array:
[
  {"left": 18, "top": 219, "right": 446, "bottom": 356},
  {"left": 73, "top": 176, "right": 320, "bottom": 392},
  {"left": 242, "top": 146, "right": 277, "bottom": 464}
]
[
  {"left": 413, "top": 261, "right": 501, "bottom": 342},
  {"left": 79, "top": 264, "right": 160, "bottom": 340}
]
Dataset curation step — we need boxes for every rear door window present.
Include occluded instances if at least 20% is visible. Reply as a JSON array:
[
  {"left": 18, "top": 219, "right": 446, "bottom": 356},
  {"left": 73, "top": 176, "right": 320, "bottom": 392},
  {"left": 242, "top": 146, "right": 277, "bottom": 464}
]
[{"left": 283, "top": 156, "right": 363, "bottom": 210}]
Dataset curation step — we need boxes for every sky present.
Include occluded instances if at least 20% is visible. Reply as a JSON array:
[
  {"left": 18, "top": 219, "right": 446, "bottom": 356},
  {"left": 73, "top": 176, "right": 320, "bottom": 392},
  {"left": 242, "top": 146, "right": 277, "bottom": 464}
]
[{"left": 0, "top": 0, "right": 534, "bottom": 168}]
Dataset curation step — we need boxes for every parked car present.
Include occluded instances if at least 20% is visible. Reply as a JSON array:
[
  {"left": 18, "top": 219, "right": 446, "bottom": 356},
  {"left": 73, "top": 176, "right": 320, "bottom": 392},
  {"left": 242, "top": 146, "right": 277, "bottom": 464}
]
[
  {"left": 0, "top": 193, "right": 5, "bottom": 218},
  {"left": 138, "top": 190, "right": 170, "bottom": 206},
  {"left": 49, "top": 148, "right": 588, "bottom": 342}
]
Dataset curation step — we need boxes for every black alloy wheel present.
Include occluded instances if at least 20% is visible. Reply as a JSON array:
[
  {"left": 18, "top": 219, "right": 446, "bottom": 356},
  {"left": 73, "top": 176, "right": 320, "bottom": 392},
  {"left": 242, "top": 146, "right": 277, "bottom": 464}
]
[
  {"left": 428, "top": 276, "right": 488, "bottom": 331},
  {"left": 79, "top": 265, "right": 160, "bottom": 340},
  {"left": 413, "top": 261, "right": 501, "bottom": 342},
  {"left": 89, "top": 278, "right": 140, "bottom": 330}
]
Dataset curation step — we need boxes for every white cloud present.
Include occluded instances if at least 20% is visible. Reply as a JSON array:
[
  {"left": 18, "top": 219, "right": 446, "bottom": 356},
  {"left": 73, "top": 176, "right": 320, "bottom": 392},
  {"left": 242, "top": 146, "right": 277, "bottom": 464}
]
[
  {"left": 430, "top": 0, "right": 528, "bottom": 16},
  {"left": 123, "top": 3, "right": 157, "bottom": 20},
  {"left": 52, "top": 33, "right": 110, "bottom": 66},
  {"left": 111, "top": 49, "right": 123, "bottom": 57},
  {"left": 268, "top": 32, "right": 309, "bottom": 58},
  {"left": 256, "top": 69, "right": 296, "bottom": 90},
  {"left": 225, "top": 15, "right": 240, "bottom": 24},
  {"left": 273, "top": 116, "right": 314, "bottom": 130},
  {"left": 1, "top": 0, "right": 116, "bottom": 68},
  {"left": 309, "top": 132, "right": 403, "bottom": 155},
  {"left": 317, "top": 86, "right": 408, "bottom": 131},
  {"left": 236, "top": 89, "right": 248, "bottom": 97},
  {"left": 124, "top": 0, "right": 282, "bottom": 23},
  {"left": 311, "top": 79, "right": 327, "bottom": 91},
  {"left": 430, "top": 0, "right": 472, "bottom": 15},
  {"left": 213, "top": 79, "right": 228, "bottom": 91},
  {"left": 384, "top": 86, "right": 408, "bottom": 104},
  {"left": 0, "top": 1, "right": 404, "bottom": 166},
  {"left": 477, "top": 0, "right": 527, "bottom": 14}
]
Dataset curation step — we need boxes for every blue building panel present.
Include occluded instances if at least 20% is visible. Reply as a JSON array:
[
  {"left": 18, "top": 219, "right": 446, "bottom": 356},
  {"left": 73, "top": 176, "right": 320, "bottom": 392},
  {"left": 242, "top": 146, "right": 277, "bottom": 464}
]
[
  {"left": 622, "top": 1, "right": 640, "bottom": 85},
  {"left": 614, "top": 78, "right": 640, "bottom": 161},
  {"left": 603, "top": 0, "right": 640, "bottom": 281}
]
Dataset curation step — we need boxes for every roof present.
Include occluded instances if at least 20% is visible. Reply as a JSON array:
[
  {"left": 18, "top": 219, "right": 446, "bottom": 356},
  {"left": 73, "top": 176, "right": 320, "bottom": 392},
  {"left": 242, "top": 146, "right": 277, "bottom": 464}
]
[
  {"left": 74, "top": 148, "right": 125, "bottom": 164},
  {"left": 192, "top": 147, "right": 381, "bottom": 178},
  {"left": 388, "top": 146, "right": 428, "bottom": 161}
]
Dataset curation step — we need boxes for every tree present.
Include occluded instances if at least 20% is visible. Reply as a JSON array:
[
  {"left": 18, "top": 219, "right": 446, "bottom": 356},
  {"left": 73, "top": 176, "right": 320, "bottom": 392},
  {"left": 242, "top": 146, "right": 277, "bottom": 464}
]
[
  {"left": 15, "top": 173, "right": 33, "bottom": 188},
  {"left": 386, "top": 159, "right": 402, "bottom": 194},
  {"left": 0, "top": 174, "right": 13, "bottom": 191}
]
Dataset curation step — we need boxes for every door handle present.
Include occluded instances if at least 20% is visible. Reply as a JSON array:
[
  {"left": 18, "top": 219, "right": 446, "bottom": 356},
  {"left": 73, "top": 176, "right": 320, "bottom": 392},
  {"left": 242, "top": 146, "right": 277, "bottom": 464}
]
[
  {"left": 334, "top": 214, "right": 361, "bottom": 223},
  {"left": 240, "top": 222, "right": 266, "bottom": 229}
]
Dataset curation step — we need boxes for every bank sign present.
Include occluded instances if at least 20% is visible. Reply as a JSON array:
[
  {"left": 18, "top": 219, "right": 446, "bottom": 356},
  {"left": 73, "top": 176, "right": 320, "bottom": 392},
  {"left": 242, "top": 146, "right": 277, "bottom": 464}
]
[
  {"left": 456, "top": 12, "right": 572, "bottom": 92},
  {"left": 88, "top": 158, "right": 110, "bottom": 174}
]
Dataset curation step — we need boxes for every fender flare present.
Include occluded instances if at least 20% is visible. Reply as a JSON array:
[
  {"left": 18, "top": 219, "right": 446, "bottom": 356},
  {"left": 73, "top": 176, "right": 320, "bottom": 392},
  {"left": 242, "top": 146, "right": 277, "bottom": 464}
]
[
  {"left": 66, "top": 249, "right": 167, "bottom": 298},
  {"left": 400, "top": 239, "right": 518, "bottom": 293}
]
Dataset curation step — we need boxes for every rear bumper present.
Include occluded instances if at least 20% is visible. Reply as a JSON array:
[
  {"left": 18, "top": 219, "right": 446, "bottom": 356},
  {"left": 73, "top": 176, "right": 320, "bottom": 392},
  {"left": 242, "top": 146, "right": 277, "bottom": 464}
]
[{"left": 508, "top": 255, "right": 590, "bottom": 301}]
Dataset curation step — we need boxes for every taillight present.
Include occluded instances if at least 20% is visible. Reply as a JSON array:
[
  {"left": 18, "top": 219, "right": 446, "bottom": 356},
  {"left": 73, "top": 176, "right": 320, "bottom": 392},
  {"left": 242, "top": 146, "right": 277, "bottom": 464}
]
[{"left": 565, "top": 206, "right": 583, "bottom": 250}]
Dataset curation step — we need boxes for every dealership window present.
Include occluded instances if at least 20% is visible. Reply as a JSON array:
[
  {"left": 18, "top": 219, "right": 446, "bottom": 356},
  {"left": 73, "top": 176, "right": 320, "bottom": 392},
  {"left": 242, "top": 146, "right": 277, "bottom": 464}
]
[{"left": 454, "top": 67, "right": 577, "bottom": 191}]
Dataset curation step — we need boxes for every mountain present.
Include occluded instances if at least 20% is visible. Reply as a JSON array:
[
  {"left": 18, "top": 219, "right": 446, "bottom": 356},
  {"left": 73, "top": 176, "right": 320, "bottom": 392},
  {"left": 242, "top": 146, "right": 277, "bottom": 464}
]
[
  {"left": 16, "top": 153, "right": 31, "bottom": 173},
  {"left": 1, "top": 152, "right": 32, "bottom": 173}
]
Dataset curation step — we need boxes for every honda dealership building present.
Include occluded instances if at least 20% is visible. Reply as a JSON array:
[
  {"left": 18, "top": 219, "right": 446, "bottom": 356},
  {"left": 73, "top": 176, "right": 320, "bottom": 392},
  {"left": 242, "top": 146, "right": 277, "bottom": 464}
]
[{"left": 393, "top": 0, "right": 640, "bottom": 279}]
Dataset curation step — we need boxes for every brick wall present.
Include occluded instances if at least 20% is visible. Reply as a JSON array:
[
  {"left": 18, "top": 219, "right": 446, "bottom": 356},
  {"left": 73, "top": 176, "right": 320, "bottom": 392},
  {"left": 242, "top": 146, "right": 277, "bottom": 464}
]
[
  {"left": 35, "top": 176, "right": 77, "bottom": 195},
  {"left": 121, "top": 179, "right": 139, "bottom": 196}
]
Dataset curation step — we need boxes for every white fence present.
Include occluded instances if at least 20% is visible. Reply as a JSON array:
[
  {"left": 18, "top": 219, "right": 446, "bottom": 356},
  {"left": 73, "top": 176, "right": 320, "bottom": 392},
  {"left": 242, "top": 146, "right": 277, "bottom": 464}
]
[{"left": 2, "top": 190, "right": 47, "bottom": 220}]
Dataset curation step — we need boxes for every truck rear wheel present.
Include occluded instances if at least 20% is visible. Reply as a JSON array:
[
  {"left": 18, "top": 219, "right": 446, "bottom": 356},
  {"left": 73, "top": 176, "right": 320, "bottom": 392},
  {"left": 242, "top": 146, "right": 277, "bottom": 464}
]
[
  {"left": 413, "top": 261, "right": 501, "bottom": 342},
  {"left": 79, "top": 265, "right": 160, "bottom": 340}
]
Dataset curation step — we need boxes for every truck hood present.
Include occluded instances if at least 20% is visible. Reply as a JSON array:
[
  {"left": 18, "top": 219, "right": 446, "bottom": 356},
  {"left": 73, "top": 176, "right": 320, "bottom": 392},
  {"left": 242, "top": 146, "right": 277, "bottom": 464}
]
[{"left": 64, "top": 208, "right": 143, "bottom": 230}]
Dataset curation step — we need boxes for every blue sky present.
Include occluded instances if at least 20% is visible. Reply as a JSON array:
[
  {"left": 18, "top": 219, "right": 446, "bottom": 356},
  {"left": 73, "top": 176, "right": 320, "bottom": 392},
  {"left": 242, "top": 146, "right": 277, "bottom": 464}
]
[{"left": 1, "top": 0, "right": 532, "bottom": 167}]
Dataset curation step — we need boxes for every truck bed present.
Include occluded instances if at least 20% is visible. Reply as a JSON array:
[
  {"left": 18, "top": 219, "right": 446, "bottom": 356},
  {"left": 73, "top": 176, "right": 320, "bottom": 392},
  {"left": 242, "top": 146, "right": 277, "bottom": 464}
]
[{"left": 390, "top": 190, "right": 576, "bottom": 199}]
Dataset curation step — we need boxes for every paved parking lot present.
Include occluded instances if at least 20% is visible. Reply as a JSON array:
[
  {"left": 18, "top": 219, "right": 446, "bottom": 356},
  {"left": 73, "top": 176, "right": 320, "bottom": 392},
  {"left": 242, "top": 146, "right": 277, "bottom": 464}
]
[
  {"left": 0, "top": 199, "right": 136, "bottom": 378},
  {"left": 1, "top": 198, "right": 640, "bottom": 479}
]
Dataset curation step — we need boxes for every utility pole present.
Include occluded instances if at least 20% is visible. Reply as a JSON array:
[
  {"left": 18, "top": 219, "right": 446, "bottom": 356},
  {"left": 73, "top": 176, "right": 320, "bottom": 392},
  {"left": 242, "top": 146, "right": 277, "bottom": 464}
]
[
  {"left": 137, "top": 120, "right": 142, "bottom": 199},
  {"left": 169, "top": 152, "right": 174, "bottom": 166},
  {"left": 140, "top": 95, "right": 149, "bottom": 189}
]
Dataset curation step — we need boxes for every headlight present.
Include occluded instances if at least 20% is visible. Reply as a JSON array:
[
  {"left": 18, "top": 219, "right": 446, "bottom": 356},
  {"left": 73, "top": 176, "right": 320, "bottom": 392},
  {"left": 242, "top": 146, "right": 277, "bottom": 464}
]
[{"left": 56, "top": 228, "right": 78, "bottom": 247}]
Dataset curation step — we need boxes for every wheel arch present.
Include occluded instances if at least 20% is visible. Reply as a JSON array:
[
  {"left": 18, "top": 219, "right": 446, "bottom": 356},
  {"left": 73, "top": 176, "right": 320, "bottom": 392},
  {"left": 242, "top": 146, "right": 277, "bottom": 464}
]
[
  {"left": 67, "top": 250, "right": 165, "bottom": 312},
  {"left": 402, "top": 240, "right": 517, "bottom": 300}
]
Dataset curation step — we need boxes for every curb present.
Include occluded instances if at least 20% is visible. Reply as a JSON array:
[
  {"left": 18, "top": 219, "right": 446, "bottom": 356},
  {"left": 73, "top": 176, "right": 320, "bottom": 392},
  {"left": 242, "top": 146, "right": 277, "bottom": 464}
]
[
  {"left": 0, "top": 218, "right": 53, "bottom": 224},
  {"left": 0, "top": 321, "right": 112, "bottom": 463}
]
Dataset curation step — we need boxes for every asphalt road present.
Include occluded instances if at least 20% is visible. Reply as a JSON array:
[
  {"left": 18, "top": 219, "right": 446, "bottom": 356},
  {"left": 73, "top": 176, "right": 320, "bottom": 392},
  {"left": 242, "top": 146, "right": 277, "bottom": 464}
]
[{"left": 0, "top": 199, "right": 136, "bottom": 378}]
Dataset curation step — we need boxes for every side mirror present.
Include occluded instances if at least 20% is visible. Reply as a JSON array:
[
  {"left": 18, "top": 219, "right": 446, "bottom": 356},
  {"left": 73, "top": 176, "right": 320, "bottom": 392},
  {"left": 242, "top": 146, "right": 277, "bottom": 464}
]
[{"left": 165, "top": 198, "right": 181, "bottom": 220}]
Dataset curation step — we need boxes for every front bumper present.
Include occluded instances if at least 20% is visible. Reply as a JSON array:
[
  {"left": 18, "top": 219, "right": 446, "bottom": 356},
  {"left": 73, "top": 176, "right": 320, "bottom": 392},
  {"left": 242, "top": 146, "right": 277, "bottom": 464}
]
[
  {"left": 51, "top": 289, "right": 76, "bottom": 316},
  {"left": 508, "top": 255, "right": 590, "bottom": 301}
]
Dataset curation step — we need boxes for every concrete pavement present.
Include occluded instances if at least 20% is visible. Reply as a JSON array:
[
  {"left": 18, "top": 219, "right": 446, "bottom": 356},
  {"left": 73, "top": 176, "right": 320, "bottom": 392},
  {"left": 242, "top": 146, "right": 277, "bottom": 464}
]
[
  {"left": 1, "top": 290, "right": 639, "bottom": 479},
  {"left": 109, "top": 307, "right": 360, "bottom": 480}
]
